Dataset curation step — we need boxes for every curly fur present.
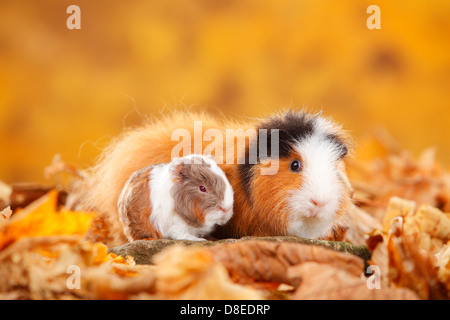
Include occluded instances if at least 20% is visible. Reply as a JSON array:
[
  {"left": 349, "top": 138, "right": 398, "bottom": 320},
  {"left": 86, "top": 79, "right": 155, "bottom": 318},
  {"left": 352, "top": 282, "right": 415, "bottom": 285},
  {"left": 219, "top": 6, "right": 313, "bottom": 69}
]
[{"left": 72, "top": 110, "right": 352, "bottom": 246}]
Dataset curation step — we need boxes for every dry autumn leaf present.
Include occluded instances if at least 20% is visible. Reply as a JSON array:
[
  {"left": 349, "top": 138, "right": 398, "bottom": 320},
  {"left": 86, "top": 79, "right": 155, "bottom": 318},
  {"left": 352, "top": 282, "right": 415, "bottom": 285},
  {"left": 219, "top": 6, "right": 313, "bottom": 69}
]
[
  {"left": 0, "top": 206, "right": 12, "bottom": 228},
  {"left": 288, "top": 262, "right": 418, "bottom": 300},
  {"left": 382, "top": 197, "right": 416, "bottom": 233},
  {"left": 0, "top": 235, "right": 145, "bottom": 299},
  {"left": 366, "top": 197, "right": 450, "bottom": 300},
  {"left": 152, "top": 245, "right": 263, "bottom": 300},
  {"left": 0, "top": 190, "right": 95, "bottom": 251},
  {"left": 211, "top": 240, "right": 364, "bottom": 288},
  {"left": 343, "top": 203, "right": 382, "bottom": 245},
  {"left": 387, "top": 223, "right": 448, "bottom": 300},
  {"left": 436, "top": 244, "right": 450, "bottom": 290},
  {"left": 347, "top": 132, "right": 450, "bottom": 221},
  {"left": 403, "top": 204, "right": 450, "bottom": 253}
]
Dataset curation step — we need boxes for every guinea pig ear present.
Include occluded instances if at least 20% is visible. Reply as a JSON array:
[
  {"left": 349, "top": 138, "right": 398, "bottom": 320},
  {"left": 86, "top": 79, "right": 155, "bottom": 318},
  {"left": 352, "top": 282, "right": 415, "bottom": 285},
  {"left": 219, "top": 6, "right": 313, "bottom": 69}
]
[{"left": 170, "top": 161, "right": 186, "bottom": 181}]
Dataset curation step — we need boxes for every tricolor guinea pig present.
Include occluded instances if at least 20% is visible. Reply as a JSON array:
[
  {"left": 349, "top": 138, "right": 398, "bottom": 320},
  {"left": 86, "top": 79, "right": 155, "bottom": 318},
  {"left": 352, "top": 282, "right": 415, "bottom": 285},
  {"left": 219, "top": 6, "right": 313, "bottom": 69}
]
[
  {"left": 117, "top": 154, "right": 234, "bottom": 241},
  {"left": 232, "top": 111, "right": 352, "bottom": 240}
]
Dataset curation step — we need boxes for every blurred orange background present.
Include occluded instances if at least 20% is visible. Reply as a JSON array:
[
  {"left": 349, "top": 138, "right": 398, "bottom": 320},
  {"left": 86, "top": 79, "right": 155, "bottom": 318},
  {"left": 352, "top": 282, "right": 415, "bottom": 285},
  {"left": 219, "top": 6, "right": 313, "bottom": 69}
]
[{"left": 1, "top": 0, "right": 449, "bottom": 183}]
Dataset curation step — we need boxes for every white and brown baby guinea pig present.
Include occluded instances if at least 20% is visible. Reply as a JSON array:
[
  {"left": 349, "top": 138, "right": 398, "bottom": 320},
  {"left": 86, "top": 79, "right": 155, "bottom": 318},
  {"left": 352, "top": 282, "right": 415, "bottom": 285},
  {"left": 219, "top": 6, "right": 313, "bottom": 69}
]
[{"left": 117, "top": 154, "right": 234, "bottom": 241}]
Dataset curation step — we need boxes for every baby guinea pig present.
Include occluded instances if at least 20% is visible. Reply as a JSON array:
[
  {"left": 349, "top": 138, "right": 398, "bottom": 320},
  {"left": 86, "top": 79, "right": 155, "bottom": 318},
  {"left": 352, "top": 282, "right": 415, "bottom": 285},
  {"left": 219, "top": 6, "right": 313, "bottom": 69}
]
[{"left": 117, "top": 154, "right": 234, "bottom": 241}]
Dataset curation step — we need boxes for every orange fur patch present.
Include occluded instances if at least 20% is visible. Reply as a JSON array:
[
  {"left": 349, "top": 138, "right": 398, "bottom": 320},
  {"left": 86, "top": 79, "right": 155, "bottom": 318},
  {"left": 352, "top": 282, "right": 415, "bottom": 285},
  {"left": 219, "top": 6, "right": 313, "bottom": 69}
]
[
  {"left": 193, "top": 200, "right": 206, "bottom": 224},
  {"left": 220, "top": 153, "right": 305, "bottom": 237},
  {"left": 118, "top": 167, "right": 162, "bottom": 241}
]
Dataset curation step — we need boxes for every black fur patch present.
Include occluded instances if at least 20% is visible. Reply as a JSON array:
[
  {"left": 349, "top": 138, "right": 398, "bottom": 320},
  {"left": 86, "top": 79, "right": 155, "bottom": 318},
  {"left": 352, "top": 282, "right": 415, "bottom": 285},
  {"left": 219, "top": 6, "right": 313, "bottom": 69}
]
[
  {"left": 238, "top": 112, "right": 317, "bottom": 197},
  {"left": 256, "top": 112, "right": 316, "bottom": 159},
  {"left": 238, "top": 163, "right": 254, "bottom": 199},
  {"left": 325, "top": 133, "right": 348, "bottom": 159}
]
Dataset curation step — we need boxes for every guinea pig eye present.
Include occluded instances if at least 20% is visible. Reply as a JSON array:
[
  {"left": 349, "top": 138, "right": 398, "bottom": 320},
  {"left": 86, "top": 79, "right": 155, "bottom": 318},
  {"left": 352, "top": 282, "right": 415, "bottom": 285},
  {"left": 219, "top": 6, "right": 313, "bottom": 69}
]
[
  {"left": 199, "top": 185, "right": 207, "bottom": 193},
  {"left": 340, "top": 146, "right": 348, "bottom": 159},
  {"left": 290, "top": 159, "right": 302, "bottom": 173}
]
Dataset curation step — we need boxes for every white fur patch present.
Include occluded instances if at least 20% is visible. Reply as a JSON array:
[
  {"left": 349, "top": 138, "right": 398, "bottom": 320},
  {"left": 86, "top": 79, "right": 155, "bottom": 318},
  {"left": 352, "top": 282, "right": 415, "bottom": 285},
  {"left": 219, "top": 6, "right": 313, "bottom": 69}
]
[{"left": 286, "top": 129, "right": 345, "bottom": 238}]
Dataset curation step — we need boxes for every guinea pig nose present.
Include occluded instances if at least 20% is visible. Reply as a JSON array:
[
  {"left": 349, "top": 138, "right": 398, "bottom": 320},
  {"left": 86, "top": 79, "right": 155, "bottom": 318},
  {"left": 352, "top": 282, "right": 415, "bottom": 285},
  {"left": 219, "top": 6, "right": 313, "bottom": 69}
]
[
  {"left": 220, "top": 206, "right": 231, "bottom": 213},
  {"left": 310, "top": 199, "right": 326, "bottom": 208}
]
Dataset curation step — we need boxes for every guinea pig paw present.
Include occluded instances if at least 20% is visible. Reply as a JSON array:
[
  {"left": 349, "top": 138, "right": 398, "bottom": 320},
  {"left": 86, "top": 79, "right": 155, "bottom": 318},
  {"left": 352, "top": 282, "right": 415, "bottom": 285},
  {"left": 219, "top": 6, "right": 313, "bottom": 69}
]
[
  {"left": 179, "top": 235, "right": 207, "bottom": 241},
  {"left": 190, "top": 237, "right": 207, "bottom": 241}
]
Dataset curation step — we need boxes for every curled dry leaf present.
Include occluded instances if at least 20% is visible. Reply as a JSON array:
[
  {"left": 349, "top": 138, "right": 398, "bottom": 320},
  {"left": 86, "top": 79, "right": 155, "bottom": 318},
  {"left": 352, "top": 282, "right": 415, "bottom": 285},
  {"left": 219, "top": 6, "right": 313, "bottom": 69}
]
[
  {"left": 347, "top": 131, "right": 450, "bottom": 221},
  {"left": 343, "top": 203, "right": 382, "bottom": 245},
  {"left": 387, "top": 224, "right": 449, "bottom": 299},
  {"left": 152, "top": 245, "right": 263, "bottom": 300},
  {"left": 0, "top": 235, "right": 146, "bottom": 300},
  {"left": 82, "top": 262, "right": 155, "bottom": 300},
  {"left": 368, "top": 197, "right": 450, "bottom": 300},
  {"left": 9, "top": 184, "right": 63, "bottom": 211},
  {"left": 365, "top": 230, "right": 390, "bottom": 288},
  {"left": 381, "top": 196, "right": 450, "bottom": 255},
  {"left": 436, "top": 244, "right": 450, "bottom": 289},
  {"left": 0, "top": 236, "right": 93, "bottom": 299},
  {"left": 44, "top": 154, "right": 85, "bottom": 189},
  {"left": 0, "top": 186, "right": 156, "bottom": 300},
  {"left": 403, "top": 204, "right": 450, "bottom": 253},
  {"left": 382, "top": 197, "right": 416, "bottom": 233},
  {"left": 85, "top": 215, "right": 115, "bottom": 246},
  {"left": 0, "top": 181, "right": 12, "bottom": 210},
  {"left": 0, "top": 190, "right": 95, "bottom": 251},
  {"left": 210, "top": 240, "right": 364, "bottom": 287},
  {"left": 0, "top": 206, "right": 12, "bottom": 228},
  {"left": 288, "top": 262, "right": 418, "bottom": 300}
]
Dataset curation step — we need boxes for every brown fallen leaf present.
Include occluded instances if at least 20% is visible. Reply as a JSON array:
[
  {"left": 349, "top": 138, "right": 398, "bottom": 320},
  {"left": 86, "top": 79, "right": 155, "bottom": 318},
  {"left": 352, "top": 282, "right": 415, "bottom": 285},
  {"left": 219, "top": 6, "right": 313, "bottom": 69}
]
[
  {"left": 382, "top": 197, "right": 416, "bottom": 233},
  {"left": 365, "top": 230, "right": 390, "bottom": 288},
  {"left": 346, "top": 131, "right": 450, "bottom": 221},
  {"left": 403, "top": 204, "right": 450, "bottom": 253},
  {"left": 436, "top": 243, "right": 450, "bottom": 290},
  {"left": 85, "top": 215, "right": 115, "bottom": 246},
  {"left": 365, "top": 197, "right": 450, "bottom": 299},
  {"left": 0, "top": 190, "right": 95, "bottom": 251},
  {"left": 343, "top": 203, "right": 382, "bottom": 245},
  {"left": 288, "top": 262, "right": 418, "bottom": 300},
  {"left": 0, "top": 235, "right": 147, "bottom": 300},
  {"left": 0, "top": 181, "right": 12, "bottom": 211},
  {"left": 211, "top": 240, "right": 365, "bottom": 287},
  {"left": 0, "top": 236, "right": 85, "bottom": 299},
  {"left": 82, "top": 262, "right": 156, "bottom": 300},
  {"left": 387, "top": 217, "right": 449, "bottom": 300},
  {"left": 0, "top": 206, "right": 12, "bottom": 228},
  {"left": 44, "top": 154, "right": 85, "bottom": 191},
  {"left": 9, "top": 183, "right": 67, "bottom": 211},
  {"left": 152, "top": 245, "right": 263, "bottom": 300}
]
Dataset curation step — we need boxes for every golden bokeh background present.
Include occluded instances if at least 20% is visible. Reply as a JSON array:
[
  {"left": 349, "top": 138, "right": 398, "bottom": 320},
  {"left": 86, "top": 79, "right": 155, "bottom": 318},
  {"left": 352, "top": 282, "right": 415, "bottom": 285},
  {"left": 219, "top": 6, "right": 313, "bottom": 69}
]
[{"left": 1, "top": 0, "right": 449, "bottom": 183}]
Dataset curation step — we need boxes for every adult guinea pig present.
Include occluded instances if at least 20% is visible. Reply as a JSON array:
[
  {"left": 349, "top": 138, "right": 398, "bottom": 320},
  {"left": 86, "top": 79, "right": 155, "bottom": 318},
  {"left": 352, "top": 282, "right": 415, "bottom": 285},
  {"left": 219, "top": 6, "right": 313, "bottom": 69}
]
[{"left": 117, "top": 154, "right": 234, "bottom": 241}]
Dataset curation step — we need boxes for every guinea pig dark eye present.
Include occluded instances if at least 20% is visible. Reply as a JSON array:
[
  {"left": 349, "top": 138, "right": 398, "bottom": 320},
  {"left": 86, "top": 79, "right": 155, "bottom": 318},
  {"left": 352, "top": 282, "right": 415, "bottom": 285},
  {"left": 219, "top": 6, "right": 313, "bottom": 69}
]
[
  {"left": 340, "top": 146, "right": 348, "bottom": 159},
  {"left": 199, "top": 185, "right": 207, "bottom": 193},
  {"left": 289, "top": 159, "right": 302, "bottom": 173}
]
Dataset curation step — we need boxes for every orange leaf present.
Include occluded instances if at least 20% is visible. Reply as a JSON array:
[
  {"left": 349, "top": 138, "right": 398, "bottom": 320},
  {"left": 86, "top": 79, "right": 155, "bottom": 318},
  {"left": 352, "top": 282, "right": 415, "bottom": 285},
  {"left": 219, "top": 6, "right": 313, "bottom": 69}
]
[{"left": 0, "top": 190, "right": 95, "bottom": 251}]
